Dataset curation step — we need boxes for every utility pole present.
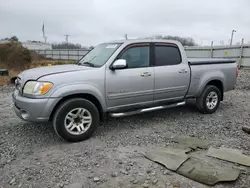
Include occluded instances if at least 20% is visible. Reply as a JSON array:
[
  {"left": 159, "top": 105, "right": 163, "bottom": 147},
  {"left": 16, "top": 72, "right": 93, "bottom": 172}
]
[
  {"left": 220, "top": 40, "right": 224, "bottom": 46},
  {"left": 42, "top": 22, "right": 46, "bottom": 43},
  {"left": 124, "top": 34, "right": 128, "bottom": 40},
  {"left": 64, "top": 34, "right": 69, "bottom": 48},
  {"left": 239, "top": 38, "right": 244, "bottom": 68},
  {"left": 230, "top": 30, "right": 236, "bottom": 46},
  {"left": 210, "top": 41, "right": 214, "bottom": 58},
  {"left": 65, "top": 35, "right": 69, "bottom": 61}
]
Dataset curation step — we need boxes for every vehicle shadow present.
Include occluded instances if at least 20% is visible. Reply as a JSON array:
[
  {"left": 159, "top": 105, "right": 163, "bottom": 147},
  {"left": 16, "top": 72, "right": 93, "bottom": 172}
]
[
  {"left": 6, "top": 102, "right": 200, "bottom": 147},
  {"left": 98, "top": 102, "right": 199, "bottom": 133}
]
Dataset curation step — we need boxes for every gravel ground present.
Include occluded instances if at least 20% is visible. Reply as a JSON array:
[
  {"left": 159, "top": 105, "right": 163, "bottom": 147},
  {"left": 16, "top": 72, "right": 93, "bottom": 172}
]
[{"left": 0, "top": 69, "right": 250, "bottom": 188}]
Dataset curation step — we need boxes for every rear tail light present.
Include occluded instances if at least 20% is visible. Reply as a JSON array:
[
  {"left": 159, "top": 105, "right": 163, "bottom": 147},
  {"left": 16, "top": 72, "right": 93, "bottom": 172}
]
[{"left": 236, "top": 64, "right": 239, "bottom": 78}]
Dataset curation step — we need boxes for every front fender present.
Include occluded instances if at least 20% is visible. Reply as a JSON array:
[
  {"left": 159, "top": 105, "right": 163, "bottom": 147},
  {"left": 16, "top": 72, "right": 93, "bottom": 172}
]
[
  {"left": 49, "top": 83, "right": 106, "bottom": 110},
  {"left": 197, "top": 71, "right": 225, "bottom": 96}
]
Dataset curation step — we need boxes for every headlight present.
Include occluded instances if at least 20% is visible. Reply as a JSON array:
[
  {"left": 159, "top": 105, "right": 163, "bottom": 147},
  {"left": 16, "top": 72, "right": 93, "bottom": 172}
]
[{"left": 23, "top": 81, "right": 53, "bottom": 95}]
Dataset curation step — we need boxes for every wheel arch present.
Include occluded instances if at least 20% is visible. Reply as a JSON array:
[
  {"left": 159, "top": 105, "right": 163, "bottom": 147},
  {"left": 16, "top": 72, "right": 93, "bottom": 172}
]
[
  {"left": 49, "top": 93, "right": 105, "bottom": 121},
  {"left": 197, "top": 71, "right": 225, "bottom": 101},
  {"left": 206, "top": 80, "right": 224, "bottom": 100}
]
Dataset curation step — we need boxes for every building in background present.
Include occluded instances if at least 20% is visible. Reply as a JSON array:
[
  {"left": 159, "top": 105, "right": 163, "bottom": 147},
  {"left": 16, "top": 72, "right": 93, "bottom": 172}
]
[
  {"left": 22, "top": 41, "right": 52, "bottom": 50},
  {"left": 0, "top": 40, "right": 10, "bottom": 44}
]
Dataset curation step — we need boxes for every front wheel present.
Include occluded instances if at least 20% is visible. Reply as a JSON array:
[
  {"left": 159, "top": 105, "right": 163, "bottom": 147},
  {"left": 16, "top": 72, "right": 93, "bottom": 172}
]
[
  {"left": 53, "top": 98, "right": 99, "bottom": 142},
  {"left": 196, "top": 85, "right": 221, "bottom": 114}
]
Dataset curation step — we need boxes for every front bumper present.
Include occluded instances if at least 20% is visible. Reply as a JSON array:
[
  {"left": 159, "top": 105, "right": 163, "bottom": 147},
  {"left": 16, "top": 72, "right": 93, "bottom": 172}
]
[{"left": 12, "top": 89, "right": 61, "bottom": 122}]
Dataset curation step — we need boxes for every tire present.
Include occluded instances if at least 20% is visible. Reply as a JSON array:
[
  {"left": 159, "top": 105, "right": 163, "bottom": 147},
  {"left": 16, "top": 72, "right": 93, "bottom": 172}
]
[
  {"left": 53, "top": 98, "right": 99, "bottom": 142},
  {"left": 196, "top": 85, "right": 221, "bottom": 114}
]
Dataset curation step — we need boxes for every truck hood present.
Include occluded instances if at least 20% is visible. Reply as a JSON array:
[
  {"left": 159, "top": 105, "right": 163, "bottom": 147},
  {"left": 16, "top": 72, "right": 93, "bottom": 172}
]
[{"left": 18, "top": 64, "right": 92, "bottom": 84}]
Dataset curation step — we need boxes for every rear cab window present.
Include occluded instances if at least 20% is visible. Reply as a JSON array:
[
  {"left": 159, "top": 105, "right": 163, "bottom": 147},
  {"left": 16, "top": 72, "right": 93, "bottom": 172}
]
[{"left": 154, "top": 43, "right": 182, "bottom": 66}]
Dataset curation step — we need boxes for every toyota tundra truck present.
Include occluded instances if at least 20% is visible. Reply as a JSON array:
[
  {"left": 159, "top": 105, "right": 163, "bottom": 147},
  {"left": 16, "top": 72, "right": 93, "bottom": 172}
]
[{"left": 12, "top": 39, "right": 238, "bottom": 142}]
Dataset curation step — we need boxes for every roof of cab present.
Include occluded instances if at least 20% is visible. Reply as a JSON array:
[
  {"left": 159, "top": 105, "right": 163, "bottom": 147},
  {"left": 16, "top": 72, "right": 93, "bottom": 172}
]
[{"left": 106, "top": 39, "right": 181, "bottom": 45}]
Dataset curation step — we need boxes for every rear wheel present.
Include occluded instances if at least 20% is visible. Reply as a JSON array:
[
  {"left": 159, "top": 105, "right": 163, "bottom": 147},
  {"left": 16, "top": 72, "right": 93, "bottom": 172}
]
[
  {"left": 196, "top": 85, "right": 221, "bottom": 114},
  {"left": 53, "top": 98, "right": 99, "bottom": 142}
]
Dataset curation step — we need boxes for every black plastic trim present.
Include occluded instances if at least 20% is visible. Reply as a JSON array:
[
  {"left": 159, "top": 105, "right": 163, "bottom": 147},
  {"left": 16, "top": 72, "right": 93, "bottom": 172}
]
[{"left": 190, "top": 60, "right": 236, "bottom": 65}]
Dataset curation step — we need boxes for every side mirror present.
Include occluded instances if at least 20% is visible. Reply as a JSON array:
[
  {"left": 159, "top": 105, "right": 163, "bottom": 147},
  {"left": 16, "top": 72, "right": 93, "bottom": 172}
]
[{"left": 111, "top": 59, "right": 127, "bottom": 70}]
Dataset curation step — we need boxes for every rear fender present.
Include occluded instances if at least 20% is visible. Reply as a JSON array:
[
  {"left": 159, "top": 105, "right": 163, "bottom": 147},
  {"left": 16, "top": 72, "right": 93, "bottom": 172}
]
[{"left": 197, "top": 71, "right": 225, "bottom": 97}]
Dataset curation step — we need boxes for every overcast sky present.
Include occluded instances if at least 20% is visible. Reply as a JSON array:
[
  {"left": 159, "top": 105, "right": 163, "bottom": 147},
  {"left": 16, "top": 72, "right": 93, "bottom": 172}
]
[{"left": 0, "top": 0, "right": 249, "bottom": 46}]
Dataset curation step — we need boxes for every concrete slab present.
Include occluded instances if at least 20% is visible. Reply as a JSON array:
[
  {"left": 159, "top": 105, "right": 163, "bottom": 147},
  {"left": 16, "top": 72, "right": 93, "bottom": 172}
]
[
  {"left": 207, "top": 147, "right": 250, "bottom": 166},
  {"left": 172, "top": 136, "right": 209, "bottom": 149},
  {"left": 144, "top": 147, "right": 240, "bottom": 185},
  {"left": 177, "top": 157, "right": 240, "bottom": 185},
  {"left": 144, "top": 148, "right": 190, "bottom": 171}
]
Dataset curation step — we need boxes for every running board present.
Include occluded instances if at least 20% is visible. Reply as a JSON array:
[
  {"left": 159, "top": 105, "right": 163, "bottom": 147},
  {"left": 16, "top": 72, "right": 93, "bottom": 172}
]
[{"left": 109, "top": 101, "right": 186, "bottom": 118}]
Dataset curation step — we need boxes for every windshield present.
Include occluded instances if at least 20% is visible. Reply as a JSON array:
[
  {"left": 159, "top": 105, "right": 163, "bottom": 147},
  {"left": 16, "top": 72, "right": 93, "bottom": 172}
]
[{"left": 78, "top": 43, "right": 122, "bottom": 67}]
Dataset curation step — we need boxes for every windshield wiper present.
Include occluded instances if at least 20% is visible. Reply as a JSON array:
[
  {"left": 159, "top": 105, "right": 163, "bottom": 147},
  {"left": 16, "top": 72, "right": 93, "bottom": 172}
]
[{"left": 81, "top": 62, "right": 95, "bottom": 67}]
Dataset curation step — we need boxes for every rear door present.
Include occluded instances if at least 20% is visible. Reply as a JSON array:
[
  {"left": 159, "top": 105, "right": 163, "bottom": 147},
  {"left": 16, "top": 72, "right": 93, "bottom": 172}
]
[
  {"left": 153, "top": 43, "right": 190, "bottom": 102},
  {"left": 106, "top": 43, "right": 154, "bottom": 111}
]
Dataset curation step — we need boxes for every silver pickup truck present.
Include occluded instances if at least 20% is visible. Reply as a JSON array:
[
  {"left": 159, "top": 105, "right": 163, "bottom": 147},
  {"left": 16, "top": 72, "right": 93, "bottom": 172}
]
[{"left": 13, "top": 39, "right": 238, "bottom": 142}]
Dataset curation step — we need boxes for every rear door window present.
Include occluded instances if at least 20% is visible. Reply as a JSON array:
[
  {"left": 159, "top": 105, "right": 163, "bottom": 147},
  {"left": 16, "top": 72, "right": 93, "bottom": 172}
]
[{"left": 154, "top": 45, "right": 182, "bottom": 66}]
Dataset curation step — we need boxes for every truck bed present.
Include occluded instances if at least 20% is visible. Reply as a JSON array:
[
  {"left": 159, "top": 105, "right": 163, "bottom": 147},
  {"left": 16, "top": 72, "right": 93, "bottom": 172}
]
[
  {"left": 186, "top": 58, "right": 237, "bottom": 98},
  {"left": 188, "top": 58, "right": 236, "bottom": 65}
]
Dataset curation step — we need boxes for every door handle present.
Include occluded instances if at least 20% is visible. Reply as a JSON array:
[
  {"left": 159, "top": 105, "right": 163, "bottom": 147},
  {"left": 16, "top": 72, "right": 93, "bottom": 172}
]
[
  {"left": 141, "top": 72, "right": 151, "bottom": 77},
  {"left": 178, "top": 69, "right": 188, "bottom": 74}
]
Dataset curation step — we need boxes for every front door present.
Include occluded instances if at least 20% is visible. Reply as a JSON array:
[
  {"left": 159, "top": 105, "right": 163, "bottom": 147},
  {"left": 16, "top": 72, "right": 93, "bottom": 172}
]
[
  {"left": 153, "top": 43, "right": 190, "bottom": 102},
  {"left": 106, "top": 43, "right": 154, "bottom": 111}
]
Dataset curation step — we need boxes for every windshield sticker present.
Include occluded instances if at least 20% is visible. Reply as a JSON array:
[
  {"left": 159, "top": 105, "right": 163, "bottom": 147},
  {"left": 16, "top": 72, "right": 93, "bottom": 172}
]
[{"left": 106, "top": 44, "right": 117, "bottom": 49}]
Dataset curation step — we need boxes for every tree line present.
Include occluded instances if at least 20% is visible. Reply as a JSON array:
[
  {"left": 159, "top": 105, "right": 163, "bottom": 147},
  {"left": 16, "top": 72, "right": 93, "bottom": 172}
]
[
  {"left": 0, "top": 36, "right": 19, "bottom": 42},
  {"left": 52, "top": 42, "right": 95, "bottom": 50},
  {"left": 52, "top": 42, "right": 82, "bottom": 49}
]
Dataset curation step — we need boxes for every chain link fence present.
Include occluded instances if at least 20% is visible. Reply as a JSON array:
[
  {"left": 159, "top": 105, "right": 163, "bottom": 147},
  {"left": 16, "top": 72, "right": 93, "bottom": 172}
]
[{"left": 35, "top": 49, "right": 89, "bottom": 61}]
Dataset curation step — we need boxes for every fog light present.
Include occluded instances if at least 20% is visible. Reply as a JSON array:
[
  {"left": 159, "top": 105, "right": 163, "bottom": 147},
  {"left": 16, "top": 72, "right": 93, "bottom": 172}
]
[{"left": 20, "top": 110, "right": 29, "bottom": 120}]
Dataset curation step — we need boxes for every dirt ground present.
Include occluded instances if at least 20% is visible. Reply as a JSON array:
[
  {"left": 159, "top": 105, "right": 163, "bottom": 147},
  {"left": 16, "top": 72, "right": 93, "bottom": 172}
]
[{"left": 0, "top": 69, "right": 250, "bottom": 188}]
